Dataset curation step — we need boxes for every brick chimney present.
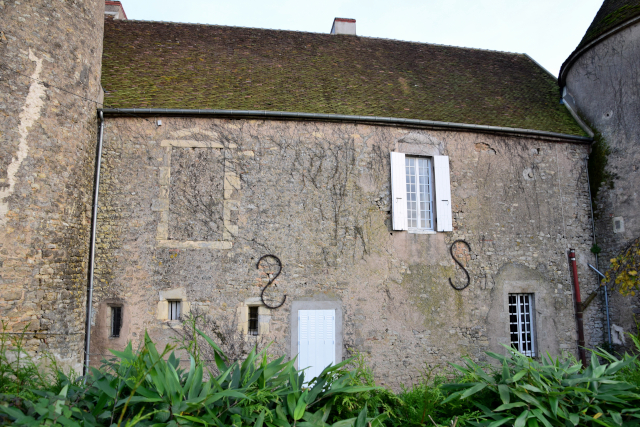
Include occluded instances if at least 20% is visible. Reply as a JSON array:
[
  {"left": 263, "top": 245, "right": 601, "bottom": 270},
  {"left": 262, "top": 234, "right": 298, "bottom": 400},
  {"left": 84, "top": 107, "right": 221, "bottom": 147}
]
[
  {"left": 330, "top": 18, "right": 356, "bottom": 35},
  {"left": 105, "top": 1, "right": 128, "bottom": 20}
]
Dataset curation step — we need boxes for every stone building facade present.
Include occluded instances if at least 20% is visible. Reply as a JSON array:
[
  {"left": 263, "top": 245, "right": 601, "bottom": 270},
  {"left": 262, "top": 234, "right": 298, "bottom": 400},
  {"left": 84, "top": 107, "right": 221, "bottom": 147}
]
[
  {"left": 0, "top": 0, "right": 617, "bottom": 383},
  {"left": 89, "top": 116, "right": 600, "bottom": 388},
  {"left": 561, "top": 0, "right": 640, "bottom": 348},
  {"left": 0, "top": 0, "right": 105, "bottom": 371}
]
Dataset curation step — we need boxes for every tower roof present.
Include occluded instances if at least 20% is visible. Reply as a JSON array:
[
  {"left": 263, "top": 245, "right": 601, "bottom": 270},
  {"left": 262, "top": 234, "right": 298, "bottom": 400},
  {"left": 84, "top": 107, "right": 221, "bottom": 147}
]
[
  {"left": 560, "top": 0, "right": 640, "bottom": 83},
  {"left": 578, "top": 0, "right": 640, "bottom": 50}
]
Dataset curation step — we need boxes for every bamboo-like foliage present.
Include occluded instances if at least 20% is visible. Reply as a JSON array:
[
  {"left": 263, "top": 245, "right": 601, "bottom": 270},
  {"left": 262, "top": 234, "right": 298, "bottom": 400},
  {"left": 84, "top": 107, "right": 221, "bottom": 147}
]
[
  {"left": 0, "top": 329, "right": 383, "bottom": 427},
  {"left": 441, "top": 347, "right": 640, "bottom": 427}
]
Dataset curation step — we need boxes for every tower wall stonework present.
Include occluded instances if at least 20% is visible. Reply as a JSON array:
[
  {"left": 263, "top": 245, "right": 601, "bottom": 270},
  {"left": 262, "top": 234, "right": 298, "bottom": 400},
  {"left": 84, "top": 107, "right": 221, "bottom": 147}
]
[
  {"left": 0, "top": 0, "right": 104, "bottom": 370},
  {"left": 564, "top": 22, "right": 640, "bottom": 345}
]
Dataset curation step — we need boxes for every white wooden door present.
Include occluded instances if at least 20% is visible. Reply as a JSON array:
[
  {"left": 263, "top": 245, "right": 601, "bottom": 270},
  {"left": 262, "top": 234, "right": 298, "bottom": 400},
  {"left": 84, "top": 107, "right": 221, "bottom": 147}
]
[{"left": 298, "top": 309, "right": 336, "bottom": 382}]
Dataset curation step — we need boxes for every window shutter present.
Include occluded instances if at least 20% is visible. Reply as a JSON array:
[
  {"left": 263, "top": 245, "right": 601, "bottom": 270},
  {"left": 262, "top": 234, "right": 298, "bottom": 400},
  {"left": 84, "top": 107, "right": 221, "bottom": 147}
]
[
  {"left": 433, "top": 156, "right": 453, "bottom": 232},
  {"left": 390, "top": 152, "right": 407, "bottom": 231}
]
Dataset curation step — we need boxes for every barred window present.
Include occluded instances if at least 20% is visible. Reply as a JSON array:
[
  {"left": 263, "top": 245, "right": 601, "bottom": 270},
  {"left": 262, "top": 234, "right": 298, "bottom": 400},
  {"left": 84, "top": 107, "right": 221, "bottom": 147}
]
[
  {"left": 248, "top": 306, "right": 259, "bottom": 336},
  {"left": 509, "top": 293, "right": 535, "bottom": 357},
  {"left": 168, "top": 300, "right": 181, "bottom": 321},
  {"left": 111, "top": 306, "right": 122, "bottom": 337}
]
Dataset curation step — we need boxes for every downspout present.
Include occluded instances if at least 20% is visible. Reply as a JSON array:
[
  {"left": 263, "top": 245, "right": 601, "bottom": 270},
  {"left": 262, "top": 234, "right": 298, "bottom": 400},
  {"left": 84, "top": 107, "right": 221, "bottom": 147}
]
[
  {"left": 84, "top": 111, "right": 105, "bottom": 377},
  {"left": 585, "top": 156, "right": 612, "bottom": 346},
  {"left": 569, "top": 249, "right": 588, "bottom": 367}
]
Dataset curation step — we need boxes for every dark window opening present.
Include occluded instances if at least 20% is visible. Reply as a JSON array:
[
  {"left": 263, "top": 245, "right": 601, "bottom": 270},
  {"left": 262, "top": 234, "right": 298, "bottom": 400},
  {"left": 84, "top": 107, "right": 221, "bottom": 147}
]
[
  {"left": 169, "top": 300, "right": 181, "bottom": 320},
  {"left": 111, "top": 306, "right": 122, "bottom": 337},
  {"left": 248, "top": 306, "right": 259, "bottom": 336}
]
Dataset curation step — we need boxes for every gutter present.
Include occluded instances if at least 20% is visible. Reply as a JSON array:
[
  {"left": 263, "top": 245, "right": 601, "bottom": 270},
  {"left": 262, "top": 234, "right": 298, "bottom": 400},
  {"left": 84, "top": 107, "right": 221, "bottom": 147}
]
[
  {"left": 562, "top": 99, "right": 594, "bottom": 138},
  {"left": 84, "top": 111, "right": 105, "bottom": 377},
  {"left": 99, "top": 108, "right": 592, "bottom": 144},
  {"left": 559, "top": 14, "right": 640, "bottom": 86}
]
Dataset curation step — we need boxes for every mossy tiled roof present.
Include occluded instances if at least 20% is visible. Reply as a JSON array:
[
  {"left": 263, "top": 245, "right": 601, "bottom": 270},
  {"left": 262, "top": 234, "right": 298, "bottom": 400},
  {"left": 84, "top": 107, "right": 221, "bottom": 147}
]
[
  {"left": 576, "top": 0, "right": 640, "bottom": 51},
  {"left": 102, "top": 19, "right": 585, "bottom": 136},
  {"left": 560, "top": 0, "right": 640, "bottom": 85}
]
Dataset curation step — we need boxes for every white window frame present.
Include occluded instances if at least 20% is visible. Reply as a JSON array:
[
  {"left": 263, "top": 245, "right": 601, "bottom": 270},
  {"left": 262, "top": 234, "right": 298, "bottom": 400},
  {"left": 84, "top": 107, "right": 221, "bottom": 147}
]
[
  {"left": 404, "top": 156, "right": 436, "bottom": 232},
  {"left": 508, "top": 293, "right": 536, "bottom": 357},
  {"left": 390, "top": 152, "right": 452, "bottom": 232}
]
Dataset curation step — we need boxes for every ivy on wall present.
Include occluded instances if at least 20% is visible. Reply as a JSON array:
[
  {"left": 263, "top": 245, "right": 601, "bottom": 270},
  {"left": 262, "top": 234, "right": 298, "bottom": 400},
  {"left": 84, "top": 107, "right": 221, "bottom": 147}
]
[{"left": 587, "top": 126, "right": 613, "bottom": 210}]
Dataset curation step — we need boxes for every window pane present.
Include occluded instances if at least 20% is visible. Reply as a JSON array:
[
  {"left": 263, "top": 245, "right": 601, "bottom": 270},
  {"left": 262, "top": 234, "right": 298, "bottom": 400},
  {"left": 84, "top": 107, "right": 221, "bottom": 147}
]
[
  {"left": 508, "top": 293, "right": 535, "bottom": 357},
  {"left": 111, "top": 306, "right": 122, "bottom": 337},
  {"left": 405, "top": 158, "right": 417, "bottom": 228},
  {"left": 406, "top": 157, "right": 433, "bottom": 230},
  {"left": 248, "top": 306, "right": 259, "bottom": 335}
]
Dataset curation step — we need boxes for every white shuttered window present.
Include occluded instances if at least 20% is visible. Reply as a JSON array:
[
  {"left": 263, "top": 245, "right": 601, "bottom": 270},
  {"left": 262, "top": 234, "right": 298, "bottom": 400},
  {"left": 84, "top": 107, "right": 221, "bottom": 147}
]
[
  {"left": 298, "top": 310, "right": 336, "bottom": 383},
  {"left": 390, "top": 153, "right": 452, "bottom": 232}
]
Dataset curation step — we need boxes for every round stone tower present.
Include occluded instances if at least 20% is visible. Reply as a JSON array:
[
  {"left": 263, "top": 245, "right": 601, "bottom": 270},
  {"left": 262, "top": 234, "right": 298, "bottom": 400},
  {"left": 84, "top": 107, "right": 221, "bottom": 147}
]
[
  {"left": 0, "top": 0, "right": 105, "bottom": 371},
  {"left": 560, "top": 0, "right": 640, "bottom": 348}
]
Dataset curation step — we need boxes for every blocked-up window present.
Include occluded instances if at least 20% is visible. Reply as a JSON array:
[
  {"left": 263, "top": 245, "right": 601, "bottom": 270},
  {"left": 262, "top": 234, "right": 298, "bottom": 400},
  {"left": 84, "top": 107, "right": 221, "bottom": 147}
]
[
  {"left": 168, "top": 300, "right": 181, "bottom": 321},
  {"left": 509, "top": 293, "right": 535, "bottom": 357},
  {"left": 111, "top": 306, "right": 122, "bottom": 337},
  {"left": 390, "top": 152, "right": 452, "bottom": 232},
  {"left": 248, "top": 306, "right": 259, "bottom": 336}
]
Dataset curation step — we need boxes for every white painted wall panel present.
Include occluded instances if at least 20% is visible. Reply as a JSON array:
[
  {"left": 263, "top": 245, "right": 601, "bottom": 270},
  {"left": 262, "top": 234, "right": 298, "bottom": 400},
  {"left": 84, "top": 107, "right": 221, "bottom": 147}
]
[
  {"left": 390, "top": 152, "right": 408, "bottom": 230},
  {"left": 433, "top": 155, "right": 452, "bottom": 232},
  {"left": 298, "top": 309, "right": 335, "bottom": 382}
]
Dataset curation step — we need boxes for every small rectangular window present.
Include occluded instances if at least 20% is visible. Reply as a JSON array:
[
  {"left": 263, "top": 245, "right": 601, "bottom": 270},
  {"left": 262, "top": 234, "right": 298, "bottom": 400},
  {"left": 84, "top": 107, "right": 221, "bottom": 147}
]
[
  {"left": 405, "top": 156, "right": 435, "bottom": 230},
  {"left": 509, "top": 293, "right": 535, "bottom": 357},
  {"left": 248, "top": 306, "right": 259, "bottom": 336},
  {"left": 111, "top": 306, "right": 122, "bottom": 337},
  {"left": 168, "top": 300, "right": 181, "bottom": 320}
]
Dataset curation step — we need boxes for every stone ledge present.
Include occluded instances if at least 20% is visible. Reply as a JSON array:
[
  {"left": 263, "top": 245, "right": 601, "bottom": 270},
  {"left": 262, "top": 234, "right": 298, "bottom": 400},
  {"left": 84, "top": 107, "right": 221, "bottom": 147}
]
[
  {"left": 156, "top": 240, "right": 232, "bottom": 249},
  {"left": 160, "top": 140, "right": 237, "bottom": 149}
]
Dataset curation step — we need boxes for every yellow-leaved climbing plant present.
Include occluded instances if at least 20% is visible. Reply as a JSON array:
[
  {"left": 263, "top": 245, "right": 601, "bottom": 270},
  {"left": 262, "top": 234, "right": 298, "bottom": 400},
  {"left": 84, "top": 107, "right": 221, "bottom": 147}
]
[{"left": 604, "top": 236, "right": 640, "bottom": 296}]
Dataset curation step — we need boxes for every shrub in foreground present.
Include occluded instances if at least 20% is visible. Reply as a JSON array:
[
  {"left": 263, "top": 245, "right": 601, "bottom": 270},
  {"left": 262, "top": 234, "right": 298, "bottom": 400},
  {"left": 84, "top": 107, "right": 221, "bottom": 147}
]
[
  {"left": 442, "top": 348, "right": 640, "bottom": 427},
  {"left": 0, "top": 329, "right": 382, "bottom": 427}
]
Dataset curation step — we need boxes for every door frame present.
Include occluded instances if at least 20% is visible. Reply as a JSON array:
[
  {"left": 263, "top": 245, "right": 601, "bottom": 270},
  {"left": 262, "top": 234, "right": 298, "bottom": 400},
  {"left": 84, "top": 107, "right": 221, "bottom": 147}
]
[{"left": 290, "top": 300, "right": 343, "bottom": 370}]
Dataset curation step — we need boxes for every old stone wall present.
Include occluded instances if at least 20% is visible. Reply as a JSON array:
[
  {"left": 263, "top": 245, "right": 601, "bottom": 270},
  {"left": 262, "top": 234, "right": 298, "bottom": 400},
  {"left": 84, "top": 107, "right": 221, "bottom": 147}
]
[
  {"left": 565, "top": 22, "right": 640, "bottom": 346},
  {"left": 0, "top": 0, "right": 104, "bottom": 371},
  {"left": 92, "top": 117, "right": 600, "bottom": 389}
]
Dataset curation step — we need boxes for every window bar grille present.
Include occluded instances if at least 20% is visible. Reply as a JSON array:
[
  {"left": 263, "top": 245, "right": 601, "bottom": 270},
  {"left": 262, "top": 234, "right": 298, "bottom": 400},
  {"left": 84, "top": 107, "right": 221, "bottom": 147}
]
[
  {"left": 248, "top": 306, "right": 259, "bottom": 336},
  {"left": 111, "top": 306, "right": 122, "bottom": 337},
  {"left": 509, "top": 293, "right": 535, "bottom": 357},
  {"left": 169, "top": 300, "right": 181, "bottom": 320}
]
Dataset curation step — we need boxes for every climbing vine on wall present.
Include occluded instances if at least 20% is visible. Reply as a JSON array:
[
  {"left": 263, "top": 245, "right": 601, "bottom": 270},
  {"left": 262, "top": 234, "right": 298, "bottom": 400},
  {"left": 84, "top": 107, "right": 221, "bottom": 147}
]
[
  {"left": 605, "top": 236, "right": 640, "bottom": 296},
  {"left": 586, "top": 125, "right": 613, "bottom": 210}
]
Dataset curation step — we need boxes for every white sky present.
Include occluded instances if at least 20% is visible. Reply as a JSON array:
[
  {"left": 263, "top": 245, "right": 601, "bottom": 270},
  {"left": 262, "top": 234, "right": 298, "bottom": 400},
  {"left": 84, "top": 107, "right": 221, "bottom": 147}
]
[{"left": 121, "top": 0, "right": 603, "bottom": 77}]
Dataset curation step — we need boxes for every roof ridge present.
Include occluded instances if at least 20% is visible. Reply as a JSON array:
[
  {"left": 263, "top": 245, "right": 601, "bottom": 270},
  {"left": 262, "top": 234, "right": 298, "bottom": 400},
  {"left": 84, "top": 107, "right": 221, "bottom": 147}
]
[{"left": 111, "top": 18, "right": 525, "bottom": 57}]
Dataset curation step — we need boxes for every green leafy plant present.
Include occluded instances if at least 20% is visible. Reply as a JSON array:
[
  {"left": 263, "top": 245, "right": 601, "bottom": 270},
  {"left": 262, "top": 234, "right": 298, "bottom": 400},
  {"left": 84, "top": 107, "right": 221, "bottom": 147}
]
[
  {"left": 442, "top": 347, "right": 640, "bottom": 427},
  {"left": 0, "top": 328, "right": 384, "bottom": 427}
]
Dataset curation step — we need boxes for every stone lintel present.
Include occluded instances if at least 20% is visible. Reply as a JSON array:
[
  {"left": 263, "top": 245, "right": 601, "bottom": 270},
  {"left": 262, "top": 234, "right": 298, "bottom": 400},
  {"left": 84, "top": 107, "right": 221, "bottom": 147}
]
[{"left": 157, "top": 240, "right": 232, "bottom": 250}]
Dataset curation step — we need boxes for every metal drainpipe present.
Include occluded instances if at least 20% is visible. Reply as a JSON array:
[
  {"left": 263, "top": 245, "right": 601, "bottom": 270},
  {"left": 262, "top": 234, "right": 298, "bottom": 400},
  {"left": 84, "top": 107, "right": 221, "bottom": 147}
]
[
  {"left": 569, "top": 249, "right": 588, "bottom": 367},
  {"left": 585, "top": 156, "right": 612, "bottom": 345},
  {"left": 83, "top": 111, "right": 105, "bottom": 377}
]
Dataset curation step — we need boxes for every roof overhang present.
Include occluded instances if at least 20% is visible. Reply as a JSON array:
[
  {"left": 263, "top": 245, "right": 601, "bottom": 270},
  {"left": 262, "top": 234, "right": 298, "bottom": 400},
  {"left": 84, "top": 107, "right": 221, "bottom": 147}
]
[{"left": 99, "top": 108, "right": 592, "bottom": 144}]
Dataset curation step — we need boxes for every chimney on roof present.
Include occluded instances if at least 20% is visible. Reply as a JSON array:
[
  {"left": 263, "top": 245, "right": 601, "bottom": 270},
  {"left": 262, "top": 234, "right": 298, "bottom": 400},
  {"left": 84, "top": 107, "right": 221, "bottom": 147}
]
[
  {"left": 330, "top": 18, "right": 356, "bottom": 35},
  {"left": 105, "top": 1, "right": 127, "bottom": 20}
]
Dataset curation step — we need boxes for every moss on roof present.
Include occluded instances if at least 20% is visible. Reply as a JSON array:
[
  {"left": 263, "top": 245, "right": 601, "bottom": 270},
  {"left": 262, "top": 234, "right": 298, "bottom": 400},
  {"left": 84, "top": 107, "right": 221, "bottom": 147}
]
[
  {"left": 102, "top": 20, "right": 585, "bottom": 136},
  {"left": 577, "top": 0, "right": 640, "bottom": 51}
]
